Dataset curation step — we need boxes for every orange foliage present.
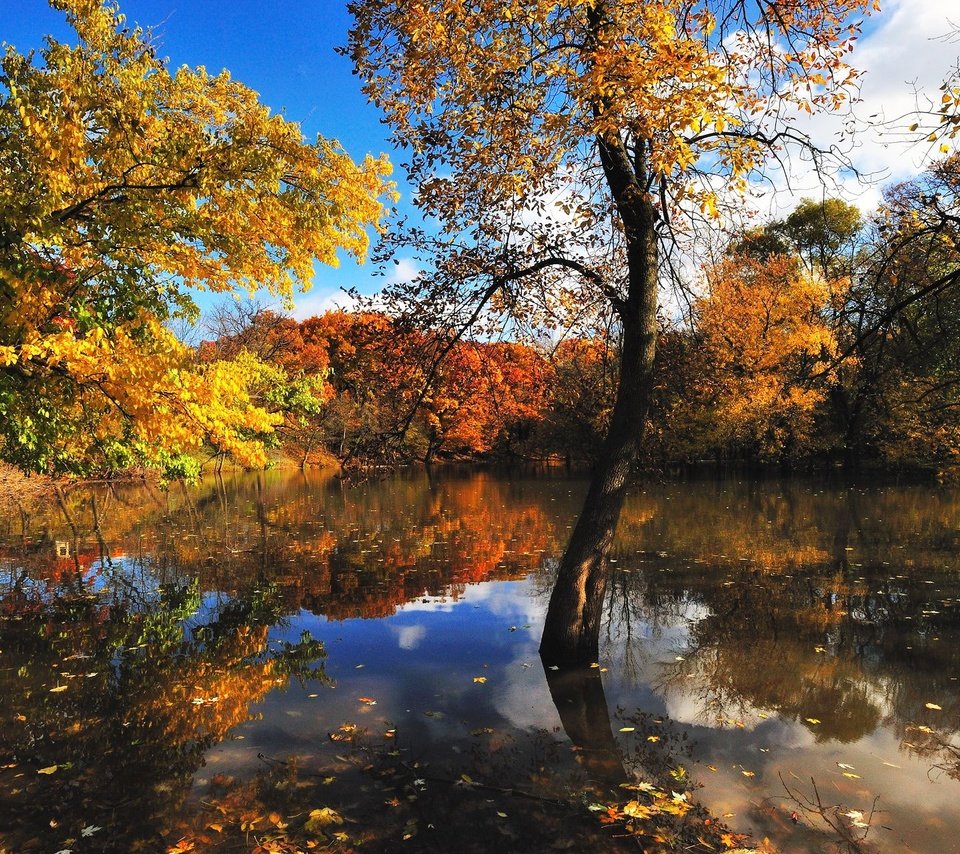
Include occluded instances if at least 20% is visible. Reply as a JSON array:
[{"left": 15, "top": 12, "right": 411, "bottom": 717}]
[{"left": 693, "top": 254, "right": 843, "bottom": 459}]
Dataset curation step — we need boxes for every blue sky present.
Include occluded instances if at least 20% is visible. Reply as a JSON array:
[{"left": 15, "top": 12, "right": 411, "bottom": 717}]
[{"left": 2, "top": 0, "right": 410, "bottom": 319}]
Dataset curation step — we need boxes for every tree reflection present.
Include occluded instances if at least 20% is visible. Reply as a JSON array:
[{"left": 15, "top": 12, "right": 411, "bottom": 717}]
[
  {"left": 606, "top": 481, "right": 960, "bottom": 750},
  {"left": 0, "top": 575, "right": 325, "bottom": 852},
  {"left": 5, "top": 472, "right": 960, "bottom": 848}
]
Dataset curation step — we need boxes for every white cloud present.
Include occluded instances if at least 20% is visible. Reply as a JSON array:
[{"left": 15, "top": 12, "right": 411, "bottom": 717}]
[
  {"left": 288, "top": 287, "right": 359, "bottom": 321},
  {"left": 752, "top": 0, "right": 960, "bottom": 219},
  {"left": 383, "top": 256, "right": 422, "bottom": 287},
  {"left": 392, "top": 623, "right": 427, "bottom": 650}
]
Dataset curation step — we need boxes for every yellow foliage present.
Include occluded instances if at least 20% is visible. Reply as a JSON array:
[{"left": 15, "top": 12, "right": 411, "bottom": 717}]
[
  {"left": 0, "top": 0, "right": 392, "bottom": 474},
  {"left": 694, "top": 254, "right": 844, "bottom": 458}
]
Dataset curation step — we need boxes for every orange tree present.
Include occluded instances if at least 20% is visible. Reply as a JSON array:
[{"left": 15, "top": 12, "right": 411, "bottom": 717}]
[
  {"left": 690, "top": 252, "right": 843, "bottom": 461},
  {"left": 0, "top": 0, "right": 391, "bottom": 476},
  {"left": 347, "top": 0, "right": 874, "bottom": 662}
]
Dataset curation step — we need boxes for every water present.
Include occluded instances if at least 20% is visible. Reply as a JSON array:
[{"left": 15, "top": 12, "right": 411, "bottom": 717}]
[{"left": 2, "top": 468, "right": 960, "bottom": 852}]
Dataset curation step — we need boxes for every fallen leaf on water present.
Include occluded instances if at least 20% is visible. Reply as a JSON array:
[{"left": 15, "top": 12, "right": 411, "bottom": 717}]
[
  {"left": 707, "top": 765, "right": 718, "bottom": 772},
  {"left": 305, "top": 807, "right": 343, "bottom": 831},
  {"left": 37, "top": 765, "right": 58, "bottom": 775},
  {"left": 925, "top": 702, "right": 943, "bottom": 710},
  {"left": 473, "top": 676, "right": 487, "bottom": 684},
  {"left": 837, "top": 763, "right": 855, "bottom": 770},
  {"left": 49, "top": 685, "right": 68, "bottom": 693},
  {"left": 842, "top": 772, "right": 861, "bottom": 779},
  {"left": 619, "top": 726, "right": 635, "bottom": 732},
  {"left": 358, "top": 697, "right": 377, "bottom": 705},
  {"left": 741, "top": 770, "right": 755, "bottom": 777},
  {"left": 647, "top": 735, "right": 660, "bottom": 743},
  {"left": 805, "top": 718, "right": 821, "bottom": 725},
  {"left": 496, "top": 812, "right": 507, "bottom": 818},
  {"left": 81, "top": 826, "right": 102, "bottom": 837}
]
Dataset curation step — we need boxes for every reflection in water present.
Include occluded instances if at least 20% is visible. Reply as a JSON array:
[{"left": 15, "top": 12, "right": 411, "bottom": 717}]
[{"left": 2, "top": 470, "right": 960, "bottom": 851}]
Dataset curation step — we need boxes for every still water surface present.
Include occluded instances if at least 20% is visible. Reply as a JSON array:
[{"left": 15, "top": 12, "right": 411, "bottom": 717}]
[{"left": 2, "top": 468, "right": 960, "bottom": 852}]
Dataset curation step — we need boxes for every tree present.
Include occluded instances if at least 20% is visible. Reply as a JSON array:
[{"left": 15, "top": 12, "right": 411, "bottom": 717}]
[
  {"left": 0, "top": 0, "right": 391, "bottom": 476},
  {"left": 348, "top": 0, "right": 873, "bottom": 663},
  {"left": 844, "top": 153, "right": 960, "bottom": 469},
  {"left": 694, "top": 252, "right": 842, "bottom": 460}
]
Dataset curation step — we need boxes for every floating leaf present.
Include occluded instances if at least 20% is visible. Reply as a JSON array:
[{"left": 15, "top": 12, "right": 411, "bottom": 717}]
[
  {"left": 805, "top": 718, "right": 821, "bottom": 725},
  {"left": 619, "top": 726, "right": 635, "bottom": 732},
  {"left": 842, "top": 772, "right": 861, "bottom": 779},
  {"left": 473, "top": 676, "right": 487, "bottom": 684},
  {"left": 49, "top": 685, "right": 68, "bottom": 693},
  {"left": 305, "top": 807, "right": 343, "bottom": 831},
  {"left": 622, "top": 800, "right": 654, "bottom": 819},
  {"left": 38, "top": 765, "right": 58, "bottom": 775},
  {"left": 925, "top": 702, "right": 943, "bottom": 710}
]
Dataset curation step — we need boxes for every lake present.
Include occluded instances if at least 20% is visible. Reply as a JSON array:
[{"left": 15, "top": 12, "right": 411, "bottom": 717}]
[{"left": 2, "top": 467, "right": 959, "bottom": 852}]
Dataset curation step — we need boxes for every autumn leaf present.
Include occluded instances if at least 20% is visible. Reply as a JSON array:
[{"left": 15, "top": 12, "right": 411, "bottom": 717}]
[{"left": 305, "top": 807, "right": 344, "bottom": 832}]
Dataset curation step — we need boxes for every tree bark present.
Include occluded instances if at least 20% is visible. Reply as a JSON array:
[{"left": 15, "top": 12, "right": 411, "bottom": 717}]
[{"left": 540, "top": 124, "right": 659, "bottom": 666}]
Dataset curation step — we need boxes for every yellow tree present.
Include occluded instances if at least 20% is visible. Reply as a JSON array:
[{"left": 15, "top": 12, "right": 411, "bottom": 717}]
[
  {"left": 0, "top": 0, "right": 392, "bottom": 475},
  {"left": 695, "top": 253, "right": 842, "bottom": 459},
  {"left": 348, "top": 0, "right": 874, "bottom": 662}
]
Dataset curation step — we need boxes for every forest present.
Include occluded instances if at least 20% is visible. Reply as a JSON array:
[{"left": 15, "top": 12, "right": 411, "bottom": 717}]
[
  {"left": 197, "top": 185, "right": 960, "bottom": 477},
  {"left": 0, "top": 0, "right": 958, "bottom": 486}
]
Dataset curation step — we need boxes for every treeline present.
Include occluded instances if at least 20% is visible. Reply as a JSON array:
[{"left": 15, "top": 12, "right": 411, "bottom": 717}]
[
  {"left": 199, "top": 156, "right": 960, "bottom": 475},
  {"left": 200, "top": 306, "right": 615, "bottom": 467}
]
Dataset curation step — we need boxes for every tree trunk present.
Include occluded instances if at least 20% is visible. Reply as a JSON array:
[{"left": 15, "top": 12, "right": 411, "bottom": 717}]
[{"left": 540, "top": 127, "right": 659, "bottom": 666}]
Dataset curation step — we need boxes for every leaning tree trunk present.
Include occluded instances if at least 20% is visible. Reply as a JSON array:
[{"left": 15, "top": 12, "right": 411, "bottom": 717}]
[{"left": 540, "top": 130, "right": 659, "bottom": 667}]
